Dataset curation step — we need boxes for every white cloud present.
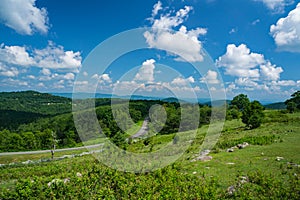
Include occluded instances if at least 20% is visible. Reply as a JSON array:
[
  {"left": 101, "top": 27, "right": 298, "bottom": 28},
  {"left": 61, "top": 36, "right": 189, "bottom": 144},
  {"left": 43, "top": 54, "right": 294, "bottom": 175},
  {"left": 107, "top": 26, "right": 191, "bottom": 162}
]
[
  {"left": 273, "top": 80, "right": 297, "bottom": 86},
  {"left": 92, "top": 73, "right": 112, "bottom": 84},
  {"left": 27, "top": 75, "right": 35, "bottom": 79},
  {"left": 0, "top": 67, "right": 19, "bottom": 77},
  {"left": 144, "top": 2, "right": 207, "bottom": 62},
  {"left": 260, "top": 61, "right": 283, "bottom": 81},
  {"left": 200, "top": 70, "right": 220, "bottom": 84},
  {"left": 270, "top": 3, "right": 300, "bottom": 52},
  {"left": 229, "top": 28, "right": 237, "bottom": 34},
  {"left": 2, "top": 78, "right": 28, "bottom": 86},
  {"left": 216, "top": 44, "right": 264, "bottom": 78},
  {"left": 152, "top": 1, "right": 163, "bottom": 17},
  {"left": 235, "top": 77, "right": 258, "bottom": 87},
  {"left": 0, "top": 44, "right": 35, "bottom": 66},
  {"left": 63, "top": 73, "right": 75, "bottom": 80},
  {"left": 83, "top": 71, "right": 88, "bottom": 77},
  {"left": 37, "top": 82, "right": 45, "bottom": 87},
  {"left": 0, "top": 66, "right": 19, "bottom": 77},
  {"left": 41, "top": 68, "right": 51, "bottom": 76},
  {"left": 252, "top": 19, "right": 260, "bottom": 25},
  {"left": 34, "top": 42, "right": 82, "bottom": 72},
  {"left": 0, "top": 42, "right": 82, "bottom": 73},
  {"left": 171, "top": 76, "right": 195, "bottom": 86},
  {"left": 134, "top": 59, "right": 156, "bottom": 82},
  {"left": 254, "top": 0, "right": 294, "bottom": 13},
  {"left": 0, "top": 0, "right": 49, "bottom": 35}
]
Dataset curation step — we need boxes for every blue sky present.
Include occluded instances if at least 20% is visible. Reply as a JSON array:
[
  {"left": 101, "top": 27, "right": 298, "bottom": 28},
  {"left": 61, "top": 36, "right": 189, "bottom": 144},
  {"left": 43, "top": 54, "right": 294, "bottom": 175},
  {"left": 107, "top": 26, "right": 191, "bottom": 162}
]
[{"left": 0, "top": 0, "right": 299, "bottom": 101}]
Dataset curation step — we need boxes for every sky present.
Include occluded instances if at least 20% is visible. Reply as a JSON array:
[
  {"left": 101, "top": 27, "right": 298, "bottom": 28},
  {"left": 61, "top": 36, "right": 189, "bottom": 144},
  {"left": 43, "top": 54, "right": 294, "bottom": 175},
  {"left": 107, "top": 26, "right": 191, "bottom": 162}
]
[{"left": 0, "top": 0, "right": 300, "bottom": 102}]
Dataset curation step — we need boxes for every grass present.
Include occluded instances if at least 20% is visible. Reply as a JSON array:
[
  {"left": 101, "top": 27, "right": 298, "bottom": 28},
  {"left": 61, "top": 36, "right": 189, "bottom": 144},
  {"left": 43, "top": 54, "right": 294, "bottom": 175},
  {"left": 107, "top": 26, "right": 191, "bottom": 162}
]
[{"left": 1, "top": 111, "right": 300, "bottom": 197}]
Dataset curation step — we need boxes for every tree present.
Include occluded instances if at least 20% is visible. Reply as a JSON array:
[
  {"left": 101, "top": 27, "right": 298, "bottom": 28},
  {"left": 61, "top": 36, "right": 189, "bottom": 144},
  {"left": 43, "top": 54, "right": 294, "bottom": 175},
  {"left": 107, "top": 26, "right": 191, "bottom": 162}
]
[
  {"left": 287, "top": 101, "right": 297, "bottom": 113},
  {"left": 242, "top": 100, "right": 264, "bottom": 129},
  {"left": 231, "top": 94, "right": 250, "bottom": 111},
  {"left": 285, "top": 91, "right": 300, "bottom": 111}
]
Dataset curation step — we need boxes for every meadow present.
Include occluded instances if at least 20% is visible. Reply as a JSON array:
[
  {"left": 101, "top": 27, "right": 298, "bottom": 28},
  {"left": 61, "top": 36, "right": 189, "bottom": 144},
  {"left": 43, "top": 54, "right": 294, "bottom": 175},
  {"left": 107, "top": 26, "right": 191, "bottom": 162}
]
[{"left": 1, "top": 110, "right": 299, "bottom": 199}]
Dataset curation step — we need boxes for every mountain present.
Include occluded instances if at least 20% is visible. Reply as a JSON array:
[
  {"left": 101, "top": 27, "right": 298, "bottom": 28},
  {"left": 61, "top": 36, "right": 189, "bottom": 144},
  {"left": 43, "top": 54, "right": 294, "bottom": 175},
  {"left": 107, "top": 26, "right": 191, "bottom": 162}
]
[
  {"left": 203, "top": 100, "right": 231, "bottom": 107},
  {"left": 0, "top": 90, "right": 71, "bottom": 115},
  {"left": 0, "top": 91, "right": 72, "bottom": 130},
  {"left": 264, "top": 102, "right": 286, "bottom": 110}
]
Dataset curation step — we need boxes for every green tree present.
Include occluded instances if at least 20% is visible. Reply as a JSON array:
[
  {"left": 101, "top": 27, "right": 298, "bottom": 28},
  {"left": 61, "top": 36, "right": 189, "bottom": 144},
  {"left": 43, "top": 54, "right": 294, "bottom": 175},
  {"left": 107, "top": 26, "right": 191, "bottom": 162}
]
[
  {"left": 285, "top": 91, "right": 300, "bottom": 111},
  {"left": 287, "top": 101, "right": 297, "bottom": 113},
  {"left": 231, "top": 94, "right": 250, "bottom": 111},
  {"left": 242, "top": 100, "right": 264, "bottom": 129}
]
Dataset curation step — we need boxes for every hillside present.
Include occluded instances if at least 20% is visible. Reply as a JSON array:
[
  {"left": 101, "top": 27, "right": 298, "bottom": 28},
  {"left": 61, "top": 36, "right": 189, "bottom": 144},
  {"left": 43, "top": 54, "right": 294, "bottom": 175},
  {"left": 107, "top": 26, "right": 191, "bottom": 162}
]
[
  {"left": 264, "top": 102, "right": 286, "bottom": 110},
  {"left": 0, "top": 91, "right": 72, "bottom": 130},
  {"left": 0, "top": 91, "right": 72, "bottom": 115}
]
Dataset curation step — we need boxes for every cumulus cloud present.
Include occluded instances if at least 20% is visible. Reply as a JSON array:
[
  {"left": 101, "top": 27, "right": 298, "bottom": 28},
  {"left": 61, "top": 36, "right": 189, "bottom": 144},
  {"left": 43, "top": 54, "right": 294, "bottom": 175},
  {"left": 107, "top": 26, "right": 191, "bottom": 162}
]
[
  {"left": 254, "top": 0, "right": 294, "bottom": 13},
  {"left": 260, "top": 61, "right": 283, "bottom": 81},
  {"left": 270, "top": 3, "right": 300, "bottom": 52},
  {"left": 0, "top": 64, "right": 19, "bottom": 77},
  {"left": 152, "top": 1, "right": 163, "bottom": 17},
  {"left": 0, "top": 42, "right": 82, "bottom": 74},
  {"left": 41, "top": 68, "right": 51, "bottom": 76},
  {"left": 134, "top": 59, "right": 156, "bottom": 82},
  {"left": 171, "top": 76, "right": 195, "bottom": 86},
  {"left": 144, "top": 2, "right": 207, "bottom": 62},
  {"left": 92, "top": 73, "right": 112, "bottom": 84},
  {"left": 63, "top": 73, "right": 75, "bottom": 80},
  {"left": 34, "top": 42, "right": 82, "bottom": 72},
  {"left": 216, "top": 44, "right": 264, "bottom": 78},
  {"left": 217, "top": 43, "right": 288, "bottom": 94},
  {"left": 0, "top": 0, "right": 49, "bottom": 35},
  {"left": 0, "top": 44, "right": 35, "bottom": 66},
  {"left": 200, "top": 70, "right": 220, "bottom": 84}
]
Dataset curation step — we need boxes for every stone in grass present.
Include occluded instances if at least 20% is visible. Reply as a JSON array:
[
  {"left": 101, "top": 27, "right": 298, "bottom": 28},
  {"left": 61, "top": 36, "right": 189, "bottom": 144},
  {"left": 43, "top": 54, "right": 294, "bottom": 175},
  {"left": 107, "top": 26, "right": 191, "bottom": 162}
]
[
  {"left": 227, "top": 185, "right": 235, "bottom": 195},
  {"left": 227, "top": 148, "right": 234, "bottom": 152},
  {"left": 226, "top": 162, "right": 235, "bottom": 165},
  {"left": 47, "top": 178, "right": 70, "bottom": 187},
  {"left": 191, "top": 155, "right": 213, "bottom": 162},
  {"left": 276, "top": 156, "right": 284, "bottom": 161},
  {"left": 237, "top": 142, "right": 249, "bottom": 149}
]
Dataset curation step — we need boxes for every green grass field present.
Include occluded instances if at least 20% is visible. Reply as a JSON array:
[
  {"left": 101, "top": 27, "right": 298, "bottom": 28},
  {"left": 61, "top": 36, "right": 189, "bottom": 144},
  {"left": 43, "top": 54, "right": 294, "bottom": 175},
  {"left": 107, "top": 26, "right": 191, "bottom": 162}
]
[{"left": 1, "top": 110, "right": 299, "bottom": 199}]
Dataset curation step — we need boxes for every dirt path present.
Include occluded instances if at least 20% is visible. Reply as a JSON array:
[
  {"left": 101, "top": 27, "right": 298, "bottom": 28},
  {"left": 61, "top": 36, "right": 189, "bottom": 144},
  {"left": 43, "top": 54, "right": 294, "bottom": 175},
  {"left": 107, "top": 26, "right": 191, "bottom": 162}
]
[
  {"left": 130, "top": 119, "right": 149, "bottom": 138},
  {"left": 0, "top": 143, "right": 103, "bottom": 156}
]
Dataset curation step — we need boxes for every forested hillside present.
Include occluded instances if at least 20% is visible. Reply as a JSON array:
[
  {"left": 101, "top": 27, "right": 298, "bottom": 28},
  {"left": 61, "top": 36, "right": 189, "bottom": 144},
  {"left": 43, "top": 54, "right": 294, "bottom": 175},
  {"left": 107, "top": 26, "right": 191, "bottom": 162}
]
[{"left": 0, "top": 91, "right": 72, "bottom": 130}]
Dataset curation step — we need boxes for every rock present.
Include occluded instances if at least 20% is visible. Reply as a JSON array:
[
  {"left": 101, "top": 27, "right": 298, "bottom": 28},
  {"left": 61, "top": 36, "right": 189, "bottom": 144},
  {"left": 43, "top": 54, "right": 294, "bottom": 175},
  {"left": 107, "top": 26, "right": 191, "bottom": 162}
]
[
  {"left": 200, "top": 156, "right": 213, "bottom": 161},
  {"left": 227, "top": 148, "right": 234, "bottom": 152},
  {"left": 276, "top": 156, "right": 284, "bottom": 161},
  {"left": 240, "top": 176, "right": 249, "bottom": 184},
  {"left": 226, "top": 162, "right": 235, "bottom": 165},
  {"left": 243, "top": 142, "right": 249, "bottom": 146},
  {"left": 76, "top": 172, "right": 82, "bottom": 177},
  {"left": 227, "top": 185, "right": 235, "bottom": 195},
  {"left": 64, "top": 178, "right": 70, "bottom": 184},
  {"left": 191, "top": 155, "right": 213, "bottom": 162},
  {"left": 48, "top": 178, "right": 70, "bottom": 187},
  {"left": 22, "top": 160, "right": 33, "bottom": 165},
  {"left": 192, "top": 171, "right": 197, "bottom": 174},
  {"left": 200, "top": 149, "right": 210, "bottom": 156}
]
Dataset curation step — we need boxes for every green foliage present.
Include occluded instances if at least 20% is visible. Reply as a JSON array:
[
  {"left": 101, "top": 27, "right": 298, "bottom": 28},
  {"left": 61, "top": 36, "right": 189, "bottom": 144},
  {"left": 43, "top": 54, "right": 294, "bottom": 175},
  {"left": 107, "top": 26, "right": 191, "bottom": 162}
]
[
  {"left": 242, "top": 100, "right": 264, "bottom": 129},
  {"left": 0, "top": 90, "right": 71, "bottom": 115},
  {"left": 287, "top": 101, "right": 297, "bottom": 113},
  {"left": 231, "top": 94, "right": 250, "bottom": 111},
  {"left": 216, "top": 135, "right": 279, "bottom": 149},
  {"left": 285, "top": 90, "right": 300, "bottom": 112}
]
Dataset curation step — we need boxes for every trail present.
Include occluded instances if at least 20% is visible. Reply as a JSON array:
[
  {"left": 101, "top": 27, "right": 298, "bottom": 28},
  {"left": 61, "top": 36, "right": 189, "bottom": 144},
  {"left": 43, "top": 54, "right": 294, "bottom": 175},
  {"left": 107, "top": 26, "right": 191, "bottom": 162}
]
[
  {"left": 0, "top": 143, "right": 103, "bottom": 156},
  {"left": 130, "top": 119, "right": 149, "bottom": 138}
]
